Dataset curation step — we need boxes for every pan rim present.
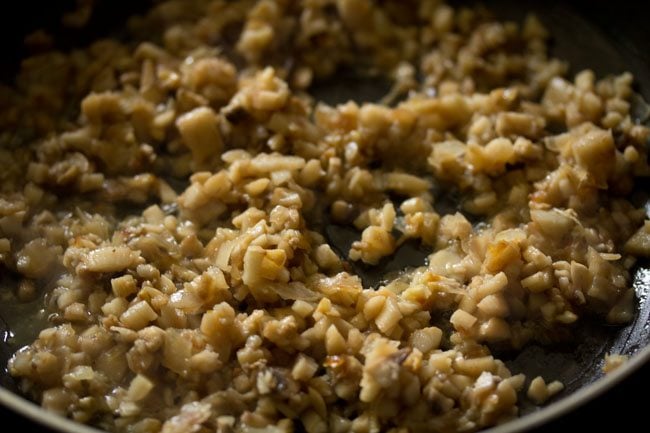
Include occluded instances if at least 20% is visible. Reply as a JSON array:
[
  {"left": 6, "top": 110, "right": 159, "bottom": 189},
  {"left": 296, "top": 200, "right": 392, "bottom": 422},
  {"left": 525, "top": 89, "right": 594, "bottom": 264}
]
[
  {"left": 488, "top": 343, "right": 650, "bottom": 433},
  {"left": 1, "top": 344, "right": 649, "bottom": 433}
]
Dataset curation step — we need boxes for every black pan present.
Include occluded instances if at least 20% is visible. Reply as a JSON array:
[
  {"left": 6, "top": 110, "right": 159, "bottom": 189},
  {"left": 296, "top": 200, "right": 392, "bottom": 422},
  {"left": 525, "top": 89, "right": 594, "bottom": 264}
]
[{"left": 1, "top": 1, "right": 649, "bottom": 432}]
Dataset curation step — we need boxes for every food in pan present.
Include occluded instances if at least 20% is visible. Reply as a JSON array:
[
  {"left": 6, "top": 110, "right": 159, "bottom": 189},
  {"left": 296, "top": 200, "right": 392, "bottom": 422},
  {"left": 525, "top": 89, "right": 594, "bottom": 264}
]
[{"left": 1, "top": 1, "right": 649, "bottom": 432}]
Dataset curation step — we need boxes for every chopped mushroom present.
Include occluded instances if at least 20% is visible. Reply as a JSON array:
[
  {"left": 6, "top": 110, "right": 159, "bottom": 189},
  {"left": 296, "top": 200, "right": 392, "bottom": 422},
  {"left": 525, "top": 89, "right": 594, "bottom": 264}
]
[{"left": 2, "top": 1, "right": 649, "bottom": 432}]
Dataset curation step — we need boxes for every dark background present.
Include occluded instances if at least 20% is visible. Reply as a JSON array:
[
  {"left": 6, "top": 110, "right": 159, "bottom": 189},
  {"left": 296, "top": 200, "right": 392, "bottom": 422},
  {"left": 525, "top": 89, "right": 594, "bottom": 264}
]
[{"left": 0, "top": 0, "right": 649, "bottom": 432}]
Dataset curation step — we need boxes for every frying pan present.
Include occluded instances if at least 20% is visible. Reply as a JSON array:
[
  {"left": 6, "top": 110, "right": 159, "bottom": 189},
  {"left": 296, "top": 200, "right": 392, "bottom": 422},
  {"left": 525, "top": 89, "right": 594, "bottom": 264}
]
[{"left": 1, "top": 0, "right": 649, "bottom": 432}]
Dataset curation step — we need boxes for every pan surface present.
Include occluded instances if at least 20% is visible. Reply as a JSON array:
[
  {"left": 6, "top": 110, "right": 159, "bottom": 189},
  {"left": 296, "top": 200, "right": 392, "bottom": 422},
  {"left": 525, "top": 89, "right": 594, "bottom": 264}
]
[{"left": 0, "top": 0, "right": 649, "bottom": 432}]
